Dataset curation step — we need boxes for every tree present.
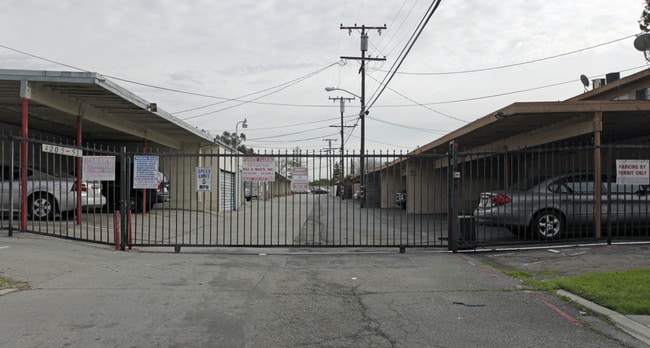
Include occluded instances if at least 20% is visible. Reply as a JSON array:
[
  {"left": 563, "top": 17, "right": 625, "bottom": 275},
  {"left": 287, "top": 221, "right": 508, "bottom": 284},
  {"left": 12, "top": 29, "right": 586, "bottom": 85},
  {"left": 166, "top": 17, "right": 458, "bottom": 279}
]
[
  {"left": 332, "top": 162, "right": 341, "bottom": 183},
  {"left": 215, "top": 131, "right": 254, "bottom": 154},
  {"left": 278, "top": 147, "right": 304, "bottom": 178},
  {"left": 349, "top": 156, "right": 381, "bottom": 176},
  {"left": 640, "top": 0, "right": 650, "bottom": 32}
]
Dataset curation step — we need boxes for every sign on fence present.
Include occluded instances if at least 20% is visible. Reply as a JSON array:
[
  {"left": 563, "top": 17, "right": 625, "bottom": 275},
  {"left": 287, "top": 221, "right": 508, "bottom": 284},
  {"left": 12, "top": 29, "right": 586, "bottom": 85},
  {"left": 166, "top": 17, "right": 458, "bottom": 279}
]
[
  {"left": 196, "top": 167, "right": 212, "bottom": 192},
  {"left": 133, "top": 155, "right": 159, "bottom": 189},
  {"left": 616, "top": 159, "right": 650, "bottom": 185},
  {"left": 242, "top": 157, "right": 276, "bottom": 182},
  {"left": 82, "top": 156, "right": 116, "bottom": 181},
  {"left": 42, "top": 144, "right": 83, "bottom": 157},
  {"left": 291, "top": 167, "right": 309, "bottom": 192}
]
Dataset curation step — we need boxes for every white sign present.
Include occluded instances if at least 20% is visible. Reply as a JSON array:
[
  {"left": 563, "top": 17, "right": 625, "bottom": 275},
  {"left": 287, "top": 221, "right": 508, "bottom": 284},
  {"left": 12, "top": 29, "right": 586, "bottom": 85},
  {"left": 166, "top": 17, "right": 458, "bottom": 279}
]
[
  {"left": 82, "top": 156, "right": 115, "bottom": 181},
  {"left": 242, "top": 157, "right": 276, "bottom": 182},
  {"left": 42, "top": 144, "right": 82, "bottom": 157},
  {"left": 196, "top": 167, "right": 212, "bottom": 192},
  {"left": 291, "top": 167, "right": 309, "bottom": 192},
  {"left": 133, "top": 155, "right": 159, "bottom": 189},
  {"left": 616, "top": 159, "right": 650, "bottom": 185}
]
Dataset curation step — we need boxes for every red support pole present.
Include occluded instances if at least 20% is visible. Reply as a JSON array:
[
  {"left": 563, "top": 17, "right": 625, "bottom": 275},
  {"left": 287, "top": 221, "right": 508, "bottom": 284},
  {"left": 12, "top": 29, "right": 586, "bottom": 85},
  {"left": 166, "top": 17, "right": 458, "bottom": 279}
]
[
  {"left": 76, "top": 116, "right": 82, "bottom": 225},
  {"left": 114, "top": 210, "right": 121, "bottom": 250},
  {"left": 20, "top": 98, "right": 28, "bottom": 230}
]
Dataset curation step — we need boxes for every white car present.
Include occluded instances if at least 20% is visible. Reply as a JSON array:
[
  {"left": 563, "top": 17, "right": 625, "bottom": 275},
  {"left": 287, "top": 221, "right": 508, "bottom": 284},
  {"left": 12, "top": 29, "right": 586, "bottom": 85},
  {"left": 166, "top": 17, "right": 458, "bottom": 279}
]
[
  {"left": 1, "top": 164, "right": 107, "bottom": 219},
  {"left": 77, "top": 180, "right": 107, "bottom": 211}
]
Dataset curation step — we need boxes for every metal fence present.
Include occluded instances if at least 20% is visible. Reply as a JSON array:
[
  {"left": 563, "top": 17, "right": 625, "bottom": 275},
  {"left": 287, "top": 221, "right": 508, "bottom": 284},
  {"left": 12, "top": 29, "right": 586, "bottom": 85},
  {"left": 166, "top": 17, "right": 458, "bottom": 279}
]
[
  {"left": 459, "top": 142, "right": 650, "bottom": 247},
  {"left": 2, "top": 133, "right": 650, "bottom": 250}
]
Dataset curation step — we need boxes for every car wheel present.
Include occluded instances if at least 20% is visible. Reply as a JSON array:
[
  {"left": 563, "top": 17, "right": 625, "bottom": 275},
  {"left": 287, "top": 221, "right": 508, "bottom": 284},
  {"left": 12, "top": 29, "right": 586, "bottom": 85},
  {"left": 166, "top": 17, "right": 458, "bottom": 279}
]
[
  {"left": 531, "top": 210, "right": 563, "bottom": 239},
  {"left": 28, "top": 192, "right": 56, "bottom": 220}
]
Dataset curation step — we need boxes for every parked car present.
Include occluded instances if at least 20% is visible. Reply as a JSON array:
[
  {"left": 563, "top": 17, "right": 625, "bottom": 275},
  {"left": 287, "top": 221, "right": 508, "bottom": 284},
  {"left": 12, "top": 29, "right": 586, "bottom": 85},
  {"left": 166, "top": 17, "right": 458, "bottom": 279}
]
[
  {"left": 1, "top": 164, "right": 80, "bottom": 219},
  {"left": 76, "top": 180, "right": 107, "bottom": 211},
  {"left": 67, "top": 170, "right": 107, "bottom": 211},
  {"left": 474, "top": 172, "right": 650, "bottom": 239},
  {"left": 156, "top": 171, "right": 171, "bottom": 203},
  {"left": 395, "top": 190, "right": 407, "bottom": 209},
  {"left": 312, "top": 187, "right": 329, "bottom": 194}
]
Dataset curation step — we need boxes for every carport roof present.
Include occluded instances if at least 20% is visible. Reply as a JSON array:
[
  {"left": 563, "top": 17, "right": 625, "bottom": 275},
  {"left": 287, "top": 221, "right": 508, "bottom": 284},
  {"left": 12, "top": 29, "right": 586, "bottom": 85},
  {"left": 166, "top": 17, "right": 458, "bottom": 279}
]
[
  {"left": 410, "top": 68, "right": 650, "bottom": 155},
  {"left": 0, "top": 69, "right": 219, "bottom": 149}
]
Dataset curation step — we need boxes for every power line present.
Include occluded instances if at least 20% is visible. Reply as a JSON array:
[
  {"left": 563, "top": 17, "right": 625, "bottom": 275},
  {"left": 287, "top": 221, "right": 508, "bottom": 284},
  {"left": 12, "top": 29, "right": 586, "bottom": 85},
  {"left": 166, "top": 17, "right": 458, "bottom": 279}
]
[
  {"left": 210, "top": 114, "right": 358, "bottom": 133},
  {"left": 369, "top": 34, "right": 637, "bottom": 76},
  {"left": 174, "top": 61, "right": 343, "bottom": 114},
  {"left": 367, "top": 0, "right": 442, "bottom": 110},
  {"left": 249, "top": 132, "right": 340, "bottom": 143},
  {"left": 180, "top": 62, "right": 339, "bottom": 120},
  {"left": 247, "top": 126, "right": 334, "bottom": 141},
  {"left": 367, "top": 116, "right": 450, "bottom": 134},
  {"left": 347, "top": 134, "right": 411, "bottom": 150},
  {"left": 366, "top": 72, "right": 467, "bottom": 123},
  {"left": 2, "top": 40, "right": 643, "bottom": 113}
]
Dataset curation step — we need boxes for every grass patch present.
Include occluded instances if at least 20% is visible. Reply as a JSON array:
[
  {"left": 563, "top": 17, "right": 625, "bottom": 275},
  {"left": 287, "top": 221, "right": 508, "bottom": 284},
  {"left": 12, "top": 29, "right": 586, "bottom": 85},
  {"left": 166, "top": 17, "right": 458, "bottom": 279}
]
[
  {"left": 0, "top": 276, "right": 29, "bottom": 292},
  {"left": 553, "top": 269, "right": 650, "bottom": 315},
  {"left": 501, "top": 267, "right": 650, "bottom": 315}
]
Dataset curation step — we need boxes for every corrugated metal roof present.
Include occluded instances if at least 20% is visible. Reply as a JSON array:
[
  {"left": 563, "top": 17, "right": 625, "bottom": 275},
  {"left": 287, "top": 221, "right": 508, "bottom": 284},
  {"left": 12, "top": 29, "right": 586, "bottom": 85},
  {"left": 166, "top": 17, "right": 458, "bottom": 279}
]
[{"left": 0, "top": 69, "right": 224, "bottom": 150}]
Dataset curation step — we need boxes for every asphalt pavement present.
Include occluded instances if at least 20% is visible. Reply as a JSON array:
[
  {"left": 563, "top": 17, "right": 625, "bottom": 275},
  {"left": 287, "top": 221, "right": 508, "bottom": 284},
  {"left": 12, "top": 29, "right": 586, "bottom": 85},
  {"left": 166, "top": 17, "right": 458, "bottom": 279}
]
[
  {"left": 468, "top": 241, "right": 650, "bottom": 346},
  {"left": 1, "top": 233, "right": 649, "bottom": 347}
]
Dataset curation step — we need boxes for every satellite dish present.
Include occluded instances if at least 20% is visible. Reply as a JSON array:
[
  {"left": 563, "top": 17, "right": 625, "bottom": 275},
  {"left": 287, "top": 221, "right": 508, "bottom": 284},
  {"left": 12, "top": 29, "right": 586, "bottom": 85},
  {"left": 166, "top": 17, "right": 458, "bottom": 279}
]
[
  {"left": 634, "top": 33, "right": 650, "bottom": 51},
  {"left": 580, "top": 74, "right": 589, "bottom": 87}
]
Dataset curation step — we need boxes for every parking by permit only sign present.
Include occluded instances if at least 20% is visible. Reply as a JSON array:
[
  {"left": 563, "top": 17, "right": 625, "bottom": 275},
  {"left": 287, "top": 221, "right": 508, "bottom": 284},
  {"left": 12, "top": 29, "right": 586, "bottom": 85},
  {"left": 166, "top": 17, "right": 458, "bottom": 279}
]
[
  {"left": 242, "top": 157, "right": 275, "bottom": 182},
  {"left": 616, "top": 159, "right": 650, "bottom": 185},
  {"left": 196, "top": 167, "right": 212, "bottom": 192}
]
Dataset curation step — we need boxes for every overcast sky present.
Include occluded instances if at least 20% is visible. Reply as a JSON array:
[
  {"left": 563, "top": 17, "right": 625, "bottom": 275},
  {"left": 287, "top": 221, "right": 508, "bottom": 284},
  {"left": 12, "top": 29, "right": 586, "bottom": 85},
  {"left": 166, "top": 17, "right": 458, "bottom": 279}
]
[{"left": 0, "top": 0, "right": 647, "bottom": 153}]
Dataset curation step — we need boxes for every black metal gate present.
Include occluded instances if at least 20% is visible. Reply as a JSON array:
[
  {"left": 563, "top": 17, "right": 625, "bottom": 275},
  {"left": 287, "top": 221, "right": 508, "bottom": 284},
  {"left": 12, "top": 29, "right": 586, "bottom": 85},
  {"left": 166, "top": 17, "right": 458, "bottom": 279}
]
[{"left": 4, "top": 133, "right": 650, "bottom": 251}]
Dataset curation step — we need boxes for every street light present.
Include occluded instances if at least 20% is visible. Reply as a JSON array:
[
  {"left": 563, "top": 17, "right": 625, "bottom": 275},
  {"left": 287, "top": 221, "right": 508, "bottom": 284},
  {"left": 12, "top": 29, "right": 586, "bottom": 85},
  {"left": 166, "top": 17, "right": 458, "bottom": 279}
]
[
  {"left": 325, "top": 87, "right": 357, "bottom": 199},
  {"left": 325, "top": 87, "right": 360, "bottom": 98},
  {"left": 325, "top": 86, "right": 365, "bottom": 205},
  {"left": 234, "top": 118, "right": 248, "bottom": 149}
]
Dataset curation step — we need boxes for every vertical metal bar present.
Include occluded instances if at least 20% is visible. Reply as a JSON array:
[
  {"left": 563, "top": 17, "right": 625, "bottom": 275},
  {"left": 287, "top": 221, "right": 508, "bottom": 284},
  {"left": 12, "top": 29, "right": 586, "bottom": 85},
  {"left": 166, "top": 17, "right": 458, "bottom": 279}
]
[
  {"left": 76, "top": 116, "right": 82, "bottom": 225},
  {"left": 20, "top": 97, "right": 28, "bottom": 230},
  {"left": 449, "top": 140, "right": 459, "bottom": 253},
  {"left": 119, "top": 147, "right": 128, "bottom": 251}
]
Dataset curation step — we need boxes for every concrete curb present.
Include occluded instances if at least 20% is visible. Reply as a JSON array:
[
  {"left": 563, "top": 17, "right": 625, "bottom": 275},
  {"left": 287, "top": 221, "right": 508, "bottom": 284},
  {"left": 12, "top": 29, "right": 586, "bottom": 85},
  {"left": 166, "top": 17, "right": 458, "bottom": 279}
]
[
  {"left": 0, "top": 288, "right": 19, "bottom": 296},
  {"left": 557, "top": 290, "right": 650, "bottom": 346}
]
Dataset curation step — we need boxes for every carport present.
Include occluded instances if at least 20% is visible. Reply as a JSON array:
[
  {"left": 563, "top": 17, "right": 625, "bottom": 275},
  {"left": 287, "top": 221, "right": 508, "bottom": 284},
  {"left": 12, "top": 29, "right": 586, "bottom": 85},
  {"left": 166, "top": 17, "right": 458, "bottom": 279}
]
[
  {"left": 0, "top": 69, "right": 214, "bottom": 148},
  {"left": 381, "top": 68, "right": 650, "bottom": 238},
  {"left": 0, "top": 69, "right": 223, "bottom": 229}
]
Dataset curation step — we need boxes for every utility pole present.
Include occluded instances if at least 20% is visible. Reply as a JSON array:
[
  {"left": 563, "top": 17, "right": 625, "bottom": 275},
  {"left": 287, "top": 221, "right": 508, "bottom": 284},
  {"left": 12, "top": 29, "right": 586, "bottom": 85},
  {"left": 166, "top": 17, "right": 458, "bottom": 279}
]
[
  {"left": 323, "top": 138, "right": 338, "bottom": 183},
  {"left": 328, "top": 96, "right": 354, "bottom": 186},
  {"left": 340, "top": 24, "right": 386, "bottom": 207}
]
